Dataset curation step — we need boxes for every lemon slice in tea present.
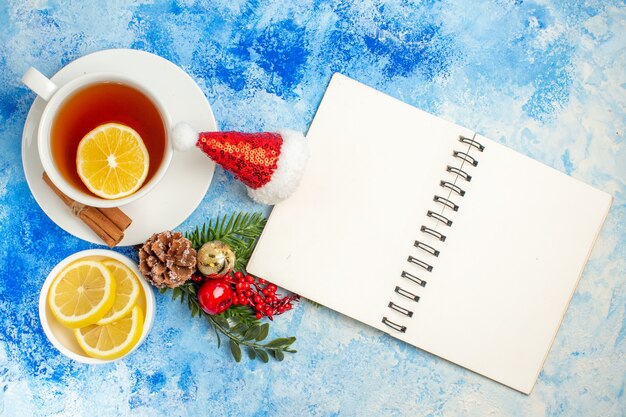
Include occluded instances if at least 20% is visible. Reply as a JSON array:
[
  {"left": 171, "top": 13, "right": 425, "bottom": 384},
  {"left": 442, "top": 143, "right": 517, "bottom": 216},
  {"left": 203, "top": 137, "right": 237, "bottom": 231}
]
[{"left": 76, "top": 122, "right": 149, "bottom": 199}]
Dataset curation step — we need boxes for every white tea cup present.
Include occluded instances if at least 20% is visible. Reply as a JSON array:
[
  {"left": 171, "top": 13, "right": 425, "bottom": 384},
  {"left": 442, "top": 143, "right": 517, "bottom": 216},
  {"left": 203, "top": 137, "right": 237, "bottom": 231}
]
[{"left": 22, "top": 67, "right": 173, "bottom": 208}]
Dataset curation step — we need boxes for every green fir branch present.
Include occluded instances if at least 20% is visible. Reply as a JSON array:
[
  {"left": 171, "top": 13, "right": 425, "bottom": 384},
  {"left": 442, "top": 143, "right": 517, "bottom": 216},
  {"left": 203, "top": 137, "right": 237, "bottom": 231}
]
[
  {"left": 168, "top": 282, "right": 296, "bottom": 362},
  {"left": 306, "top": 298, "right": 322, "bottom": 308},
  {"left": 186, "top": 212, "right": 267, "bottom": 271},
  {"left": 158, "top": 211, "right": 296, "bottom": 363}
]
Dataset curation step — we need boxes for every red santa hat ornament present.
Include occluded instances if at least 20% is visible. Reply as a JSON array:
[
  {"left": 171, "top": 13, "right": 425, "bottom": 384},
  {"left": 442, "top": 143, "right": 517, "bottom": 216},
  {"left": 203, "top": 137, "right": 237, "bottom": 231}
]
[{"left": 172, "top": 123, "right": 309, "bottom": 205}]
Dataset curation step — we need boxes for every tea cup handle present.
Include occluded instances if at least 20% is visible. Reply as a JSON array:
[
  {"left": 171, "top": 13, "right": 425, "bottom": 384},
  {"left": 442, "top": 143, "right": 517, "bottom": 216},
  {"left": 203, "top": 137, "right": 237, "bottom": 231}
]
[{"left": 21, "top": 67, "right": 59, "bottom": 101}]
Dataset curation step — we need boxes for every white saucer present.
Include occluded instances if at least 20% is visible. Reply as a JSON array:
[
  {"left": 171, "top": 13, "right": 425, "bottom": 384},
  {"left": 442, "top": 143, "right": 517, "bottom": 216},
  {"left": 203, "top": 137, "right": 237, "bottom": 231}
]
[{"left": 22, "top": 49, "right": 216, "bottom": 246}]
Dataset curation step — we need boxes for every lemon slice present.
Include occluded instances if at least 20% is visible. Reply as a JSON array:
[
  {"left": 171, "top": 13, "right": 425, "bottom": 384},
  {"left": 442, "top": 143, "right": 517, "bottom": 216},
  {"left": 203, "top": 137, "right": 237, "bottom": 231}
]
[
  {"left": 76, "top": 122, "right": 149, "bottom": 199},
  {"left": 96, "top": 259, "right": 141, "bottom": 325},
  {"left": 48, "top": 259, "right": 116, "bottom": 328},
  {"left": 75, "top": 305, "right": 144, "bottom": 360}
]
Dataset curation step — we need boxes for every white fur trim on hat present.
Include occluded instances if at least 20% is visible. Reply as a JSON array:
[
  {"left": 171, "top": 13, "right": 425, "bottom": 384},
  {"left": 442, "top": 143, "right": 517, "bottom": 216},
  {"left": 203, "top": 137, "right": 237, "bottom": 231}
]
[
  {"left": 247, "top": 130, "right": 309, "bottom": 205},
  {"left": 172, "top": 122, "right": 199, "bottom": 151}
]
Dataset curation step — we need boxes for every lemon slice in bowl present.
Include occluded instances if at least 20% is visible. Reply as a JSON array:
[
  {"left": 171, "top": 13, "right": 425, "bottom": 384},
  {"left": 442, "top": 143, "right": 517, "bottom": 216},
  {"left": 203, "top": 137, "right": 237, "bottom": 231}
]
[
  {"left": 76, "top": 122, "right": 149, "bottom": 199},
  {"left": 96, "top": 259, "right": 141, "bottom": 325},
  {"left": 75, "top": 305, "right": 144, "bottom": 360},
  {"left": 48, "top": 259, "right": 116, "bottom": 328}
]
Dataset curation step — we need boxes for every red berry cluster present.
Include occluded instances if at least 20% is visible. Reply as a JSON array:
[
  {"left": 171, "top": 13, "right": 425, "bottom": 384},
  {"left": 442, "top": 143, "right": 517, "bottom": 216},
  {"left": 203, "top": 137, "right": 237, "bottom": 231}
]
[{"left": 229, "top": 271, "right": 299, "bottom": 320}]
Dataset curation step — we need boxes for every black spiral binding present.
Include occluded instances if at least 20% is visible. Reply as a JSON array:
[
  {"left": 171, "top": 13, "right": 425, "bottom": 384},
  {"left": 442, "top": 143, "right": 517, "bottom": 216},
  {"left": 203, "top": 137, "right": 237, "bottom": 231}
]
[
  {"left": 388, "top": 301, "right": 413, "bottom": 317},
  {"left": 453, "top": 151, "right": 478, "bottom": 167},
  {"left": 433, "top": 195, "right": 459, "bottom": 211},
  {"left": 401, "top": 271, "right": 426, "bottom": 287},
  {"left": 446, "top": 165, "right": 472, "bottom": 181},
  {"left": 427, "top": 210, "right": 452, "bottom": 226},
  {"left": 440, "top": 180, "right": 465, "bottom": 197},
  {"left": 459, "top": 135, "right": 485, "bottom": 151},
  {"left": 382, "top": 135, "right": 484, "bottom": 334},
  {"left": 382, "top": 317, "right": 407, "bottom": 333},
  {"left": 420, "top": 225, "right": 446, "bottom": 241}
]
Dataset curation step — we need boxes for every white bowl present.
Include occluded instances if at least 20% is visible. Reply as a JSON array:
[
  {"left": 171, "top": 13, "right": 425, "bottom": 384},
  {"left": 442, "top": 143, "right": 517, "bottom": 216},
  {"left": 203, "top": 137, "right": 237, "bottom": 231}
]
[{"left": 38, "top": 249, "right": 156, "bottom": 364}]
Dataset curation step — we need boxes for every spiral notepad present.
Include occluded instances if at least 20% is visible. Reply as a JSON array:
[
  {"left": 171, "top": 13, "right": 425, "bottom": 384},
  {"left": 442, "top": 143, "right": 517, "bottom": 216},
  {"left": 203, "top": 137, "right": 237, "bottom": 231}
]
[{"left": 247, "top": 73, "right": 612, "bottom": 394}]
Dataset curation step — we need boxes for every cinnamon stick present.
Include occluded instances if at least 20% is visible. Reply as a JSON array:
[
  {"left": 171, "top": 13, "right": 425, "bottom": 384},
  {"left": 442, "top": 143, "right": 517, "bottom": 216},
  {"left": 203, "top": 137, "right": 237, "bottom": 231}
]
[
  {"left": 98, "top": 207, "right": 132, "bottom": 230},
  {"left": 78, "top": 210, "right": 120, "bottom": 247},
  {"left": 42, "top": 172, "right": 130, "bottom": 247}
]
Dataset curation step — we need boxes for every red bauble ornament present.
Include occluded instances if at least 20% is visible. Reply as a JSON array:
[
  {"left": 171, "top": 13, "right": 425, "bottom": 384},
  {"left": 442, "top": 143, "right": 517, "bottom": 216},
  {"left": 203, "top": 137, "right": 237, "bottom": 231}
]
[{"left": 197, "top": 279, "right": 235, "bottom": 315}]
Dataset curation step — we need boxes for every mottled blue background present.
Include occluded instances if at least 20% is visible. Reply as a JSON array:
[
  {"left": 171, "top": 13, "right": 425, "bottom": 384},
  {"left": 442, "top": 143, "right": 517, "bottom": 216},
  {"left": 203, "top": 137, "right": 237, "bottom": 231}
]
[{"left": 1, "top": 1, "right": 625, "bottom": 416}]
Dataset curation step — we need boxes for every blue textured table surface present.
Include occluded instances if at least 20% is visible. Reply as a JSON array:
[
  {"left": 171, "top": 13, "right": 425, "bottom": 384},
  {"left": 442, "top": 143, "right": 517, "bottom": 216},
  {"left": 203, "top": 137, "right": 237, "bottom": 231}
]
[{"left": 1, "top": 1, "right": 625, "bottom": 416}]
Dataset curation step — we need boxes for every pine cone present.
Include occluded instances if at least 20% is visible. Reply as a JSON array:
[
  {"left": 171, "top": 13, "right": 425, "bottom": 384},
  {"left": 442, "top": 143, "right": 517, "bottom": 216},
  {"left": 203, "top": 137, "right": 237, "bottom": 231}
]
[{"left": 139, "top": 231, "right": 197, "bottom": 289}]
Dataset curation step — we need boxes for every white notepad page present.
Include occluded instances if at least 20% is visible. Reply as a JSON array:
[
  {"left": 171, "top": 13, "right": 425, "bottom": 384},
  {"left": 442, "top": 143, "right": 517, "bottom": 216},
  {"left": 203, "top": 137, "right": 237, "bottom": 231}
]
[{"left": 247, "top": 73, "right": 612, "bottom": 394}]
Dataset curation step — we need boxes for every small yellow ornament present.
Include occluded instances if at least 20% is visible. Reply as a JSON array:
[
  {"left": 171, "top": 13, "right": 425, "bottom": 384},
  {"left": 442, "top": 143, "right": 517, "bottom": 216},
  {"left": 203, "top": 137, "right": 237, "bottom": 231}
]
[{"left": 197, "top": 240, "right": 236, "bottom": 278}]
